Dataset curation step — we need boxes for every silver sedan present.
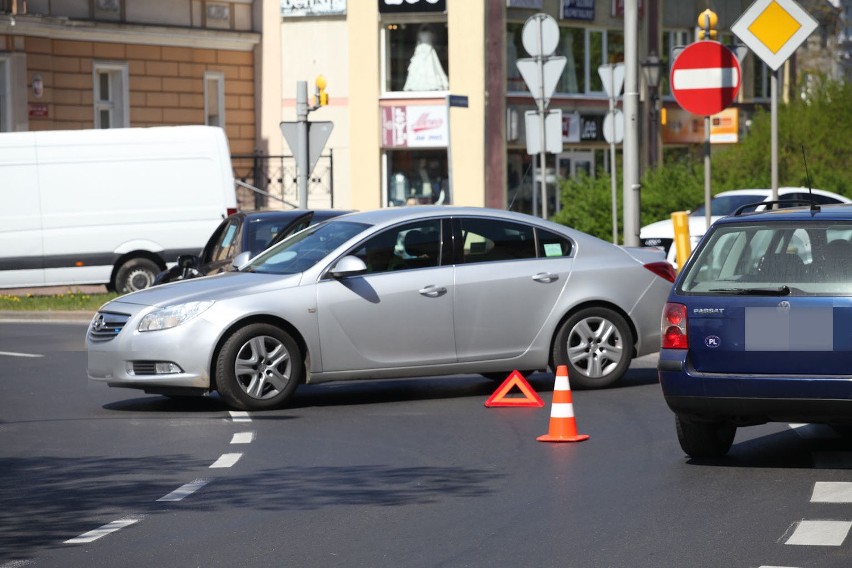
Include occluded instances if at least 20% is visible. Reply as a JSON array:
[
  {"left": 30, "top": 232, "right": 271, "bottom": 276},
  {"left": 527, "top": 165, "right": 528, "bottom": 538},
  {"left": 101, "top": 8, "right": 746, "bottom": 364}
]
[{"left": 87, "top": 207, "right": 674, "bottom": 410}]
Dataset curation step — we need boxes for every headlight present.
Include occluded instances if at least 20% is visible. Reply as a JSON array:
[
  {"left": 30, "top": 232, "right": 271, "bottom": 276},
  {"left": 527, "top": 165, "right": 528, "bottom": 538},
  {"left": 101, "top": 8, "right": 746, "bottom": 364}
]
[{"left": 138, "top": 301, "right": 215, "bottom": 332}]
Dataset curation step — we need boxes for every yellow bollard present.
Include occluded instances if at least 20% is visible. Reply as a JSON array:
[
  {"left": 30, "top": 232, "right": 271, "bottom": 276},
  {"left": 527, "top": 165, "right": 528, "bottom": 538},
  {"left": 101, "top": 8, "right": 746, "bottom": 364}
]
[{"left": 671, "top": 211, "right": 691, "bottom": 272}]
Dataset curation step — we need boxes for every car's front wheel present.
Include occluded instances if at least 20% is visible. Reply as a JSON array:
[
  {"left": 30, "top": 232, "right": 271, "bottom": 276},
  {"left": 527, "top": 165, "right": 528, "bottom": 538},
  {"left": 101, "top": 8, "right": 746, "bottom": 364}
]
[
  {"left": 552, "top": 307, "right": 633, "bottom": 388},
  {"left": 215, "top": 323, "right": 302, "bottom": 410},
  {"left": 675, "top": 414, "right": 736, "bottom": 458}
]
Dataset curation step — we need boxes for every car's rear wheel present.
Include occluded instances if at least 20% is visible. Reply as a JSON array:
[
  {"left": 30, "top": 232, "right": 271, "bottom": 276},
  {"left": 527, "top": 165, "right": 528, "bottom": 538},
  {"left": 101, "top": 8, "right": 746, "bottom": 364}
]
[
  {"left": 552, "top": 307, "right": 632, "bottom": 388},
  {"left": 215, "top": 323, "right": 302, "bottom": 410},
  {"left": 675, "top": 414, "right": 736, "bottom": 458}
]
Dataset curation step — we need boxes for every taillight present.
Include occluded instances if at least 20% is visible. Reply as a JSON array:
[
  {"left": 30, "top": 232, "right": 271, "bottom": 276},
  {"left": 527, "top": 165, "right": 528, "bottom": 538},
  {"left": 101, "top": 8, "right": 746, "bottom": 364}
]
[
  {"left": 662, "top": 302, "right": 688, "bottom": 349},
  {"left": 644, "top": 261, "right": 676, "bottom": 283}
]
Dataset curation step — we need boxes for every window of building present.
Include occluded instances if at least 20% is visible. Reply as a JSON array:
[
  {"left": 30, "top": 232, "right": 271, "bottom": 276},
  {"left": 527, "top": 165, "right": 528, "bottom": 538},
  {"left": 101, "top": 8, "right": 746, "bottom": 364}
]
[
  {"left": 204, "top": 71, "right": 225, "bottom": 127},
  {"left": 383, "top": 21, "right": 449, "bottom": 93},
  {"left": 385, "top": 149, "right": 448, "bottom": 207},
  {"left": 507, "top": 24, "right": 623, "bottom": 96},
  {"left": 661, "top": 29, "right": 691, "bottom": 97},
  {"left": 93, "top": 62, "right": 129, "bottom": 129}
]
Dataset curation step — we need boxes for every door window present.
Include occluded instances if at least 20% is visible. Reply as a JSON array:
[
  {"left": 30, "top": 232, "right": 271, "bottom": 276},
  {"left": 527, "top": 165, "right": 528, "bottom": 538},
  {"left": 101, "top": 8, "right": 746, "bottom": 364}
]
[
  {"left": 458, "top": 218, "right": 536, "bottom": 264},
  {"left": 351, "top": 219, "right": 442, "bottom": 274}
]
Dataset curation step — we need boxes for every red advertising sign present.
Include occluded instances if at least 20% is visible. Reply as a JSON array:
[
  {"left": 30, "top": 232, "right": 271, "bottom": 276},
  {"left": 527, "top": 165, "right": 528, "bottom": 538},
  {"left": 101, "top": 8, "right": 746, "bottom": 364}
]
[{"left": 670, "top": 41, "right": 741, "bottom": 116}]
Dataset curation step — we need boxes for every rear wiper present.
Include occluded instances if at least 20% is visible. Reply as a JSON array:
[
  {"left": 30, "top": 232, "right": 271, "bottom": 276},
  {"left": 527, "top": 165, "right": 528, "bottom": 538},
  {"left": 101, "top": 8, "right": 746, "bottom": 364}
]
[{"left": 708, "top": 286, "right": 791, "bottom": 296}]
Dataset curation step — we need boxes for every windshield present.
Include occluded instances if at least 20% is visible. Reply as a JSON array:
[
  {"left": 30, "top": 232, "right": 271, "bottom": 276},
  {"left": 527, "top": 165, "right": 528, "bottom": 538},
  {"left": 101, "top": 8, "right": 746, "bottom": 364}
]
[
  {"left": 245, "top": 220, "right": 369, "bottom": 275},
  {"left": 690, "top": 194, "right": 765, "bottom": 217},
  {"left": 679, "top": 221, "right": 852, "bottom": 296}
]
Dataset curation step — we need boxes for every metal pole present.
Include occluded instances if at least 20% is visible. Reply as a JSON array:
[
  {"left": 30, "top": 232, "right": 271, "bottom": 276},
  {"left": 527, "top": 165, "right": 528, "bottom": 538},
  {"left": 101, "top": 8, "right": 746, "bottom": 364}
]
[
  {"left": 704, "top": 115, "right": 711, "bottom": 230},
  {"left": 770, "top": 69, "right": 779, "bottom": 201},
  {"left": 296, "top": 80, "right": 309, "bottom": 209},
  {"left": 609, "top": 66, "right": 618, "bottom": 245},
  {"left": 537, "top": 15, "right": 548, "bottom": 219},
  {"left": 622, "top": 0, "right": 640, "bottom": 246},
  {"left": 446, "top": 96, "right": 453, "bottom": 205}
]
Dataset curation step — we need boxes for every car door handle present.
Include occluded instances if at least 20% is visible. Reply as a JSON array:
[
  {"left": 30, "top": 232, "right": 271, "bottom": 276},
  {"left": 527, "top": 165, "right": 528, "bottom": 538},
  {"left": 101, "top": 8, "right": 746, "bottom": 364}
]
[
  {"left": 419, "top": 285, "right": 447, "bottom": 297},
  {"left": 532, "top": 272, "right": 559, "bottom": 283}
]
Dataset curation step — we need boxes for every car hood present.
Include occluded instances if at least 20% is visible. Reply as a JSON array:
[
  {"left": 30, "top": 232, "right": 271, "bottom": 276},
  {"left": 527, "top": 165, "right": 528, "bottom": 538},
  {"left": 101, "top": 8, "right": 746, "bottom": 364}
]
[
  {"left": 107, "top": 272, "right": 302, "bottom": 309},
  {"left": 639, "top": 215, "right": 721, "bottom": 239}
]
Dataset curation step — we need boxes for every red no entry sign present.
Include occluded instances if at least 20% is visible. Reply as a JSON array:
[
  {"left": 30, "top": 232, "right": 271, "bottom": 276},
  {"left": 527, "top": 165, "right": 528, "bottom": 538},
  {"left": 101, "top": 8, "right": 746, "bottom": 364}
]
[{"left": 670, "top": 41, "right": 741, "bottom": 116}]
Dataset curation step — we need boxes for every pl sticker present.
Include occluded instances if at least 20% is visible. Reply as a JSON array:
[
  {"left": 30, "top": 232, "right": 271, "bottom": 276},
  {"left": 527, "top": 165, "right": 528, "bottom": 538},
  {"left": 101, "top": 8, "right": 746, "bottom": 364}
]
[{"left": 704, "top": 335, "right": 721, "bottom": 348}]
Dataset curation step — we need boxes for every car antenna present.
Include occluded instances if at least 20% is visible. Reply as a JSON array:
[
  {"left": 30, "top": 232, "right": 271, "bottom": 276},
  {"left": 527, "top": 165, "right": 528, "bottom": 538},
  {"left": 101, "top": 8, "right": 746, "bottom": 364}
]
[{"left": 801, "top": 145, "right": 819, "bottom": 212}]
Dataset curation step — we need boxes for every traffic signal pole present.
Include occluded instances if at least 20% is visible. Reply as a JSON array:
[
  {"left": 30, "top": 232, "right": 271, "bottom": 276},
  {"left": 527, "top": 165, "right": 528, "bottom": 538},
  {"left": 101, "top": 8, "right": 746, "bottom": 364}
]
[{"left": 622, "top": 0, "right": 640, "bottom": 246}]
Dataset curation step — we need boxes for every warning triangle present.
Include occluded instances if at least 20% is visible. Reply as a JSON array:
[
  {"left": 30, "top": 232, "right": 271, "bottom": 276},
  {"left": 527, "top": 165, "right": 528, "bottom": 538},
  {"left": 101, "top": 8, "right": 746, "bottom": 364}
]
[{"left": 484, "top": 370, "right": 544, "bottom": 408}]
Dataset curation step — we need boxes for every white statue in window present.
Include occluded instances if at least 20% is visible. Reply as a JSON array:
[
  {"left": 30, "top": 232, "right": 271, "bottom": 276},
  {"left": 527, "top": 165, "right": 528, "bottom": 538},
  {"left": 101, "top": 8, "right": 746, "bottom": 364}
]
[{"left": 403, "top": 25, "right": 449, "bottom": 92}]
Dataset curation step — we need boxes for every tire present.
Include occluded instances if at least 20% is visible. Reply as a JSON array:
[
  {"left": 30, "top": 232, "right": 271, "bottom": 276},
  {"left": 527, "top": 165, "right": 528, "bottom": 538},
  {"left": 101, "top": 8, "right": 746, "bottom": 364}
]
[
  {"left": 675, "top": 414, "right": 736, "bottom": 458},
  {"left": 552, "top": 307, "right": 633, "bottom": 389},
  {"left": 115, "top": 258, "right": 160, "bottom": 294},
  {"left": 215, "top": 323, "right": 302, "bottom": 411}
]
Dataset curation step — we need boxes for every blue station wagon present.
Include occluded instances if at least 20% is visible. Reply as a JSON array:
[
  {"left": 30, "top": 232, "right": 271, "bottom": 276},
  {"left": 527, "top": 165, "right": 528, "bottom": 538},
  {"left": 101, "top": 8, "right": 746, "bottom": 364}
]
[{"left": 659, "top": 200, "right": 852, "bottom": 457}]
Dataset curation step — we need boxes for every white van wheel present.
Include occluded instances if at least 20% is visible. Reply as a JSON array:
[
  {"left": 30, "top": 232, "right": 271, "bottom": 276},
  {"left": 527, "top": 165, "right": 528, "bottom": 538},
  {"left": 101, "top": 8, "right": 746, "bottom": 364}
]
[{"left": 115, "top": 258, "right": 160, "bottom": 293}]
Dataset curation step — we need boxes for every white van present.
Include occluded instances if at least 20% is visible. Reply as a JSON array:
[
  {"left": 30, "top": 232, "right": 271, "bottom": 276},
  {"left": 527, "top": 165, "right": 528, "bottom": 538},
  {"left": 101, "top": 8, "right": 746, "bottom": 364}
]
[{"left": 0, "top": 126, "right": 238, "bottom": 293}]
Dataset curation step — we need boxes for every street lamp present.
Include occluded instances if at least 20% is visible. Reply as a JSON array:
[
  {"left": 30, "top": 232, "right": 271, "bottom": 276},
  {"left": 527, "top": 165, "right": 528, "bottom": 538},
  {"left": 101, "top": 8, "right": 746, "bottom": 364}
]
[{"left": 641, "top": 51, "right": 664, "bottom": 168}]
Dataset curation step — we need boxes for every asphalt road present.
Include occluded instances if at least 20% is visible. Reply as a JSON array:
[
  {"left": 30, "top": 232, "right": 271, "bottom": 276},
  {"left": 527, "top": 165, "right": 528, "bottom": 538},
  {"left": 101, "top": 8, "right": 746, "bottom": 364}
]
[{"left": 3, "top": 323, "right": 852, "bottom": 567}]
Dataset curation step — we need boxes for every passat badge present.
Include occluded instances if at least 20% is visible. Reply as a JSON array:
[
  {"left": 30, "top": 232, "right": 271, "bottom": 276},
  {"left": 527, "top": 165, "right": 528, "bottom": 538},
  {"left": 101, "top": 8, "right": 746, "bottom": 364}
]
[{"left": 704, "top": 335, "right": 721, "bottom": 348}]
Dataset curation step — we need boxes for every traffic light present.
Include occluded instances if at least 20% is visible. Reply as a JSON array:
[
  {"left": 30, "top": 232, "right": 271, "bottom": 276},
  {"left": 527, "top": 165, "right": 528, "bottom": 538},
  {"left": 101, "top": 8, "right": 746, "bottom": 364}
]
[
  {"left": 314, "top": 74, "right": 328, "bottom": 107},
  {"left": 697, "top": 9, "right": 718, "bottom": 40}
]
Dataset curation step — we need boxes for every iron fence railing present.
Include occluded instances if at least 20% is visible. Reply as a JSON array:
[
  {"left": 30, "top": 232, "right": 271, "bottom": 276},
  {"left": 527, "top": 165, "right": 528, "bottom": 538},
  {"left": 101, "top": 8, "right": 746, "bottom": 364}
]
[{"left": 231, "top": 150, "right": 334, "bottom": 211}]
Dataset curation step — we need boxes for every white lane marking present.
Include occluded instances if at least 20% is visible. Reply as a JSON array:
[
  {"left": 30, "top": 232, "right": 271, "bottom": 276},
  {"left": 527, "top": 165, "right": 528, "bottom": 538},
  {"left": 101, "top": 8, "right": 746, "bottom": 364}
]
[
  {"left": 65, "top": 517, "right": 140, "bottom": 544},
  {"left": 811, "top": 482, "right": 852, "bottom": 503},
  {"left": 813, "top": 451, "right": 852, "bottom": 469},
  {"left": 157, "top": 478, "right": 210, "bottom": 502},
  {"left": 0, "top": 561, "right": 34, "bottom": 567},
  {"left": 784, "top": 520, "right": 852, "bottom": 546},
  {"left": 230, "top": 432, "right": 255, "bottom": 444},
  {"left": 210, "top": 453, "right": 242, "bottom": 468},
  {"left": 0, "top": 351, "right": 43, "bottom": 358},
  {"left": 229, "top": 411, "right": 251, "bottom": 423}
]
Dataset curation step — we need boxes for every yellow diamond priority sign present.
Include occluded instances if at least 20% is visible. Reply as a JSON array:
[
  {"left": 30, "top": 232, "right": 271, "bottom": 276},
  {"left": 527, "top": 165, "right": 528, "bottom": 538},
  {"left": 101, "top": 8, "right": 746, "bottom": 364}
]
[{"left": 731, "top": 0, "right": 818, "bottom": 71}]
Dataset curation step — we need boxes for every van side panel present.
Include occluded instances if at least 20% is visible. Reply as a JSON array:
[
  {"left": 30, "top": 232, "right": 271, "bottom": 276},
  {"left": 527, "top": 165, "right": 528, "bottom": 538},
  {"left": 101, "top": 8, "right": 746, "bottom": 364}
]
[
  {"left": 0, "top": 132, "right": 44, "bottom": 287},
  {"left": 0, "top": 126, "right": 236, "bottom": 289}
]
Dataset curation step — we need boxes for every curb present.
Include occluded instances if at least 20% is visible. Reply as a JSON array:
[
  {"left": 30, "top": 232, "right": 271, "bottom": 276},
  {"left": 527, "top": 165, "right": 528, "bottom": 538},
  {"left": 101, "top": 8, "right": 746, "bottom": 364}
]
[{"left": 0, "top": 311, "right": 93, "bottom": 323}]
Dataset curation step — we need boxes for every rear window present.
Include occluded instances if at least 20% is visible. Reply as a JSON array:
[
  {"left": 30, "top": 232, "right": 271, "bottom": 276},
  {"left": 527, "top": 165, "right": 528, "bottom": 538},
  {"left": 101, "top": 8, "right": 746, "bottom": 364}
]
[{"left": 679, "top": 221, "right": 852, "bottom": 296}]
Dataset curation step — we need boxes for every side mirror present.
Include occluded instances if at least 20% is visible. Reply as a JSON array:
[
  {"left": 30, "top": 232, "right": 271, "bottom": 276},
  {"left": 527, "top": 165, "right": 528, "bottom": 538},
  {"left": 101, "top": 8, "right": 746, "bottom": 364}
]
[
  {"left": 329, "top": 255, "right": 367, "bottom": 278},
  {"left": 177, "top": 254, "right": 199, "bottom": 269},
  {"left": 232, "top": 251, "right": 252, "bottom": 270}
]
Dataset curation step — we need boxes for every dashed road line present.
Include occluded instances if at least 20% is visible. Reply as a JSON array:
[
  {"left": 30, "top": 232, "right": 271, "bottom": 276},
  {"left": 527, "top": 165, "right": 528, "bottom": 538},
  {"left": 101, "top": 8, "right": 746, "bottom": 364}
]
[
  {"left": 65, "top": 517, "right": 140, "bottom": 544},
  {"left": 231, "top": 431, "right": 255, "bottom": 444},
  {"left": 0, "top": 560, "right": 34, "bottom": 567},
  {"left": 210, "top": 453, "right": 242, "bottom": 468},
  {"left": 784, "top": 519, "right": 852, "bottom": 546},
  {"left": 157, "top": 478, "right": 210, "bottom": 502},
  {"left": 229, "top": 411, "right": 251, "bottom": 423},
  {"left": 788, "top": 423, "right": 839, "bottom": 439},
  {"left": 811, "top": 482, "right": 852, "bottom": 503},
  {"left": 0, "top": 351, "right": 43, "bottom": 358}
]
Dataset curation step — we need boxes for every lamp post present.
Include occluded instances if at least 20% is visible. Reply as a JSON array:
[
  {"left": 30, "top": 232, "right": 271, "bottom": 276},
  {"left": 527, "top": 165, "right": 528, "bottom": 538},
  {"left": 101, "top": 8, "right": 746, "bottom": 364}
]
[{"left": 641, "top": 51, "right": 663, "bottom": 168}]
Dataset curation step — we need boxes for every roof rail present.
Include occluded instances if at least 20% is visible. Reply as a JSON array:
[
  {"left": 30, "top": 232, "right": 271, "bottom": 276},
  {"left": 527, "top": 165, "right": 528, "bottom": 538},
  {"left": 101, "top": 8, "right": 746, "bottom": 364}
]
[{"left": 731, "top": 198, "right": 820, "bottom": 217}]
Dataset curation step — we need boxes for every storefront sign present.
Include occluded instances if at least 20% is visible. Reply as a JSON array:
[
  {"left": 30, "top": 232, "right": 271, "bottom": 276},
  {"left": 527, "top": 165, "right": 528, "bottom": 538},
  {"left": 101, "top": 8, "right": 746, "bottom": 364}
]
[
  {"left": 281, "top": 0, "right": 345, "bottom": 17},
  {"left": 379, "top": 0, "right": 446, "bottom": 14},
  {"left": 381, "top": 104, "right": 448, "bottom": 148},
  {"left": 507, "top": 0, "right": 543, "bottom": 8},
  {"left": 662, "top": 107, "right": 739, "bottom": 144},
  {"left": 612, "top": 0, "right": 644, "bottom": 17},
  {"left": 562, "top": 0, "right": 594, "bottom": 21},
  {"left": 28, "top": 103, "right": 49, "bottom": 118},
  {"left": 561, "top": 111, "right": 604, "bottom": 143}
]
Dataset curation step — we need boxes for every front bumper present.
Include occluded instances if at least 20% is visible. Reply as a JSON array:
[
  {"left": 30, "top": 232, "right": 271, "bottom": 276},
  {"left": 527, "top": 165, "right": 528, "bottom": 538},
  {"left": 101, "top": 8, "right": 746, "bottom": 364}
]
[{"left": 86, "top": 309, "right": 222, "bottom": 391}]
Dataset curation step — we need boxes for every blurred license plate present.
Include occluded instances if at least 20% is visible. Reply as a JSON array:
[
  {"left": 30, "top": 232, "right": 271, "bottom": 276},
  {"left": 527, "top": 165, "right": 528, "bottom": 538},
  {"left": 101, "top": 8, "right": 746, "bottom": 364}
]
[{"left": 745, "top": 306, "right": 833, "bottom": 351}]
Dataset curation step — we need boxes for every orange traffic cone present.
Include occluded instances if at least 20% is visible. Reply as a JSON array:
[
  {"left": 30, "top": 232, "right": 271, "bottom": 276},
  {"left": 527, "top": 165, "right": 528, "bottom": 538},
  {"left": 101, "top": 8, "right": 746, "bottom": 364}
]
[{"left": 537, "top": 365, "right": 589, "bottom": 443}]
